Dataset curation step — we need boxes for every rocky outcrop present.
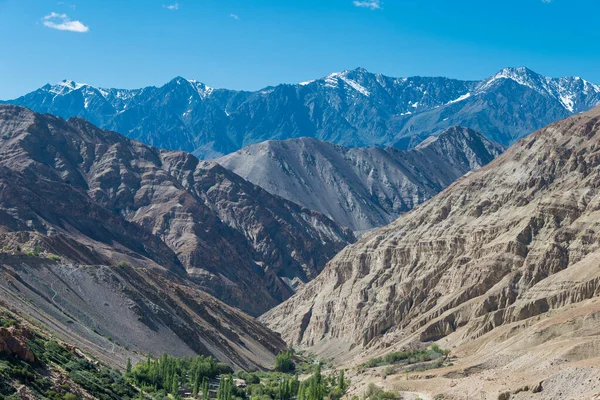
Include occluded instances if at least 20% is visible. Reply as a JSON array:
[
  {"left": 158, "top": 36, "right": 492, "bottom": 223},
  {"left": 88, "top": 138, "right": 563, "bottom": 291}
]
[
  {"left": 0, "top": 327, "right": 35, "bottom": 363},
  {"left": 218, "top": 127, "right": 503, "bottom": 231},
  {"left": 262, "top": 105, "right": 600, "bottom": 362}
]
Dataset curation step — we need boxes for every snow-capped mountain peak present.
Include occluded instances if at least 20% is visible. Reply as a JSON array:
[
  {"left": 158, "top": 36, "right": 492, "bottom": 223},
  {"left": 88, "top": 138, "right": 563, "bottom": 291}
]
[
  {"left": 42, "top": 76, "right": 216, "bottom": 109},
  {"left": 166, "top": 77, "right": 214, "bottom": 98},
  {"left": 476, "top": 67, "right": 600, "bottom": 113},
  {"left": 584, "top": 80, "right": 600, "bottom": 95},
  {"left": 323, "top": 70, "right": 371, "bottom": 97},
  {"left": 476, "top": 66, "right": 543, "bottom": 93},
  {"left": 47, "top": 79, "right": 87, "bottom": 95}
]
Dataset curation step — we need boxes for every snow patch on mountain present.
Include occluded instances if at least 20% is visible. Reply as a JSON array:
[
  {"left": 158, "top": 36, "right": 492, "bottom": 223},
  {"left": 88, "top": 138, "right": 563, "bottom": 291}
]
[
  {"left": 447, "top": 92, "right": 472, "bottom": 105},
  {"left": 324, "top": 71, "right": 371, "bottom": 97},
  {"left": 559, "top": 93, "right": 575, "bottom": 112},
  {"left": 584, "top": 80, "right": 600, "bottom": 95},
  {"left": 188, "top": 80, "right": 214, "bottom": 98}
]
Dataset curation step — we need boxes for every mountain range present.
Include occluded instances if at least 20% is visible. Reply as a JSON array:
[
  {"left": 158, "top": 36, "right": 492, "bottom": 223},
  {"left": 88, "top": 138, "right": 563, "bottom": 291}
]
[
  {"left": 4, "top": 67, "right": 600, "bottom": 158},
  {"left": 263, "top": 105, "right": 600, "bottom": 397},
  {"left": 217, "top": 127, "right": 504, "bottom": 232}
]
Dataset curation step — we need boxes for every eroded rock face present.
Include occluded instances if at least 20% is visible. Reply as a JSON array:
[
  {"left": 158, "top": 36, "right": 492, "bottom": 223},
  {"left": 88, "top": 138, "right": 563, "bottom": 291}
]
[
  {"left": 261, "top": 105, "right": 600, "bottom": 361},
  {"left": 0, "top": 327, "right": 35, "bottom": 363}
]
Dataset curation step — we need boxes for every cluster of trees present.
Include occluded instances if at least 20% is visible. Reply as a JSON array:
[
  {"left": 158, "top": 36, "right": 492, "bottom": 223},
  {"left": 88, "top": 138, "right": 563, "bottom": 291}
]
[
  {"left": 128, "top": 353, "right": 232, "bottom": 396},
  {"left": 216, "top": 375, "right": 245, "bottom": 400},
  {"left": 245, "top": 362, "right": 347, "bottom": 400},
  {"left": 301, "top": 365, "right": 346, "bottom": 400},
  {"left": 297, "top": 365, "right": 324, "bottom": 400},
  {"left": 265, "top": 374, "right": 299, "bottom": 400},
  {"left": 363, "top": 345, "right": 449, "bottom": 368},
  {"left": 64, "top": 349, "right": 348, "bottom": 400}
]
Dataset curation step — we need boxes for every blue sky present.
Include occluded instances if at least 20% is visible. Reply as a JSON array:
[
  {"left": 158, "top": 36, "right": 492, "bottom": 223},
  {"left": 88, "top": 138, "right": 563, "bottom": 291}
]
[{"left": 0, "top": 0, "right": 598, "bottom": 99}]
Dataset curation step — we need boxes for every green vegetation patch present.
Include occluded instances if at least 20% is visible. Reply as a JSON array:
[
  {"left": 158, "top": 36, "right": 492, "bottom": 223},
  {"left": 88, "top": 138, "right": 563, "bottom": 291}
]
[
  {"left": 363, "top": 344, "right": 450, "bottom": 369},
  {"left": 1, "top": 316, "right": 349, "bottom": 400},
  {"left": 0, "top": 311, "right": 138, "bottom": 400},
  {"left": 129, "top": 353, "right": 232, "bottom": 396}
]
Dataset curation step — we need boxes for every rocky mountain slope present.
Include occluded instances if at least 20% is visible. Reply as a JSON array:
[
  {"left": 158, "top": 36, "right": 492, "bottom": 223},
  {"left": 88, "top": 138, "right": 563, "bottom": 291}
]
[
  {"left": 4, "top": 68, "right": 599, "bottom": 158},
  {"left": 0, "top": 257, "right": 283, "bottom": 371},
  {"left": 218, "top": 127, "right": 503, "bottom": 232},
  {"left": 0, "top": 105, "right": 353, "bottom": 316},
  {"left": 261, "top": 106, "right": 600, "bottom": 394},
  {"left": 0, "top": 305, "right": 141, "bottom": 399},
  {"left": 0, "top": 104, "right": 355, "bottom": 369}
]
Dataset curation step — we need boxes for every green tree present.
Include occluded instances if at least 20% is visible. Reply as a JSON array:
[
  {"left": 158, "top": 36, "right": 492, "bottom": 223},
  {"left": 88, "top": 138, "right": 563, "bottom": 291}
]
[
  {"left": 171, "top": 374, "right": 179, "bottom": 395},
  {"left": 126, "top": 358, "right": 132, "bottom": 375},
  {"left": 202, "top": 377, "right": 209, "bottom": 399},
  {"left": 193, "top": 375, "right": 200, "bottom": 396},
  {"left": 297, "top": 382, "right": 306, "bottom": 400},
  {"left": 278, "top": 375, "right": 297, "bottom": 400},
  {"left": 217, "top": 375, "right": 233, "bottom": 400},
  {"left": 274, "top": 351, "right": 295, "bottom": 373},
  {"left": 303, "top": 364, "right": 325, "bottom": 400},
  {"left": 337, "top": 370, "right": 345, "bottom": 391}
]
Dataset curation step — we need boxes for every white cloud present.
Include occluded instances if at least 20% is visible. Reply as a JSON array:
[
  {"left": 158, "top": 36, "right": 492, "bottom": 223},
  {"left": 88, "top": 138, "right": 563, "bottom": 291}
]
[
  {"left": 229, "top": 13, "right": 240, "bottom": 20},
  {"left": 541, "top": 0, "right": 551, "bottom": 2},
  {"left": 42, "top": 12, "right": 89, "bottom": 32},
  {"left": 353, "top": 0, "right": 382, "bottom": 9},
  {"left": 163, "top": 3, "right": 179, "bottom": 10}
]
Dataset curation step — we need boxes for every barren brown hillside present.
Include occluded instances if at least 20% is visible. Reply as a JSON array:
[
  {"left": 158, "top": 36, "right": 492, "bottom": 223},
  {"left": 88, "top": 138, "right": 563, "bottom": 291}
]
[{"left": 262, "top": 106, "right": 600, "bottom": 398}]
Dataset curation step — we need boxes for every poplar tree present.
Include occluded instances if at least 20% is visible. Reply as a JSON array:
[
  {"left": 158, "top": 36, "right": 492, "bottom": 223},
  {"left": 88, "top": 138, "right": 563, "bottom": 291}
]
[
  {"left": 171, "top": 374, "right": 180, "bottom": 395},
  {"left": 338, "top": 370, "right": 345, "bottom": 391},
  {"left": 202, "top": 377, "right": 210, "bottom": 399},
  {"left": 297, "top": 382, "right": 306, "bottom": 400}
]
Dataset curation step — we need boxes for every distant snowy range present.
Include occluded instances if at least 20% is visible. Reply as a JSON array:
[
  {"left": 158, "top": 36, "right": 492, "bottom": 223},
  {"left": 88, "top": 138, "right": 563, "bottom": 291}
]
[
  {"left": 3, "top": 67, "right": 599, "bottom": 232},
  {"left": 4, "top": 67, "right": 600, "bottom": 159}
]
